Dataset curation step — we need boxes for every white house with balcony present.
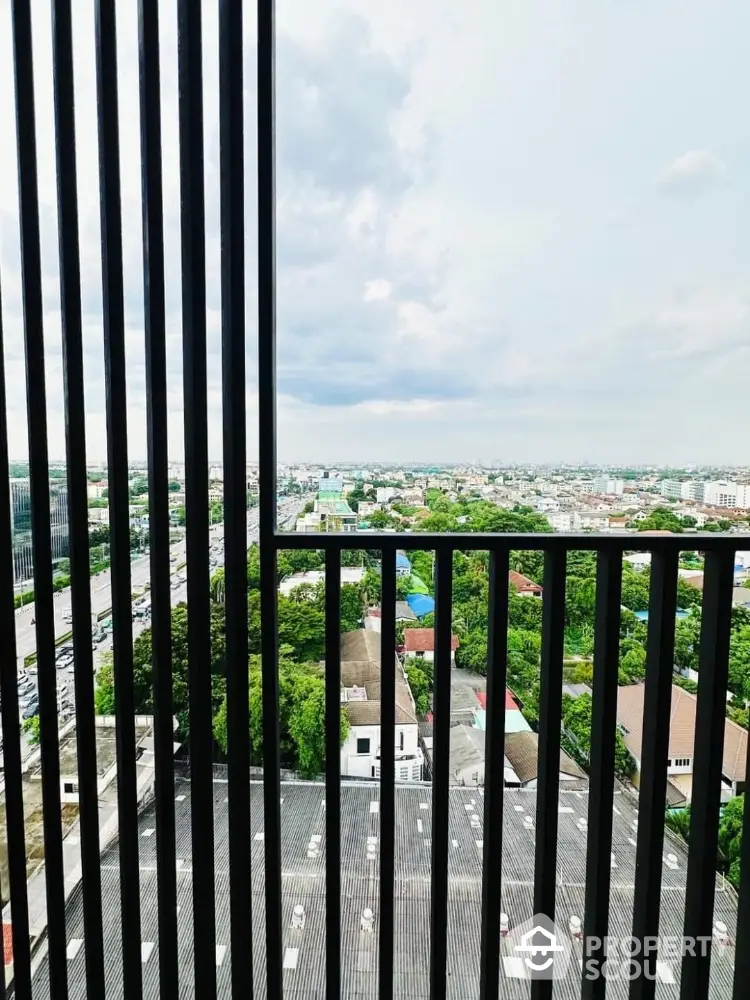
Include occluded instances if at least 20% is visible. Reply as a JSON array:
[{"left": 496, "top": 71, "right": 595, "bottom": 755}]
[{"left": 338, "top": 630, "right": 423, "bottom": 782}]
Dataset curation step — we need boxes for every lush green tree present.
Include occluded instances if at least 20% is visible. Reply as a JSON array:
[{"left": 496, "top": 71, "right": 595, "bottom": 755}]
[
  {"left": 367, "top": 510, "right": 393, "bottom": 529},
  {"left": 94, "top": 656, "right": 116, "bottom": 715},
  {"left": 89, "top": 525, "right": 110, "bottom": 547},
  {"left": 277, "top": 548, "right": 324, "bottom": 578},
  {"left": 340, "top": 549, "right": 364, "bottom": 567},
  {"left": 247, "top": 590, "right": 325, "bottom": 663},
  {"left": 454, "top": 630, "right": 488, "bottom": 674},
  {"left": 619, "top": 645, "right": 646, "bottom": 685},
  {"left": 718, "top": 794, "right": 744, "bottom": 887},
  {"left": 88, "top": 498, "right": 108, "bottom": 509},
  {"left": 22, "top": 715, "right": 41, "bottom": 745},
  {"left": 361, "top": 567, "right": 381, "bottom": 606},
  {"left": 404, "top": 663, "right": 431, "bottom": 715},
  {"left": 340, "top": 583, "right": 364, "bottom": 632},
  {"left": 168, "top": 480, "right": 182, "bottom": 492},
  {"left": 634, "top": 507, "right": 684, "bottom": 533},
  {"left": 621, "top": 566, "right": 651, "bottom": 612},
  {"left": 562, "top": 693, "right": 635, "bottom": 778},
  {"left": 213, "top": 658, "right": 349, "bottom": 777},
  {"left": 677, "top": 577, "right": 702, "bottom": 610},
  {"left": 417, "top": 511, "right": 459, "bottom": 533},
  {"left": 410, "top": 551, "right": 434, "bottom": 593}
]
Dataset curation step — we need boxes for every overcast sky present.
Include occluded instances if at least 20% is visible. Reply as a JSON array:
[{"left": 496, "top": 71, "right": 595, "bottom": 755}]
[{"left": 0, "top": 1, "right": 748, "bottom": 467}]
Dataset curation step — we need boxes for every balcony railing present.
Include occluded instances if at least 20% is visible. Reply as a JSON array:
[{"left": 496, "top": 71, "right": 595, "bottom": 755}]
[{"left": 0, "top": 1, "right": 748, "bottom": 999}]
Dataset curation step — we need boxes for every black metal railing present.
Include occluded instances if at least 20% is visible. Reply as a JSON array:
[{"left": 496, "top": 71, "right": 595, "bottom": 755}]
[{"left": 0, "top": 1, "right": 748, "bottom": 999}]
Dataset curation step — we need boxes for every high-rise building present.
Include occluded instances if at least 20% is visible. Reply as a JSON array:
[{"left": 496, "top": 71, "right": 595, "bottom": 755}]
[{"left": 10, "top": 478, "right": 69, "bottom": 585}]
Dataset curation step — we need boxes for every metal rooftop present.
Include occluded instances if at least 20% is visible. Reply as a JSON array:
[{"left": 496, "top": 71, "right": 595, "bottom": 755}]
[{"left": 26, "top": 773, "right": 739, "bottom": 999}]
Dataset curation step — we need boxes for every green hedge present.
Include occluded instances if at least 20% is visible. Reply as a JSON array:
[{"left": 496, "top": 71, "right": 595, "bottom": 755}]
[{"left": 24, "top": 629, "right": 73, "bottom": 667}]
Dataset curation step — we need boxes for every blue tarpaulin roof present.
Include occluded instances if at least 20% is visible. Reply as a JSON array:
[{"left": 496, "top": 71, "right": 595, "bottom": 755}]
[
  {"left": 396, "top": 552, "right": 411, "bottom": 571},
  {"left": 406, "top": 593, "right": 435, "bottom": 617}
]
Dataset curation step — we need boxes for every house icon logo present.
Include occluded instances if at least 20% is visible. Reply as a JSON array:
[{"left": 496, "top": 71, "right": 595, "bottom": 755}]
[{"left": 508, "top": 913, "right": 572, "bottom": 980}]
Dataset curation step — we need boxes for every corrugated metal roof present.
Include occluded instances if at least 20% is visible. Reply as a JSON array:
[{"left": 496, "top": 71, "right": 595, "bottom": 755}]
[{"left": 28, "top": 775, "right": 738, "bottom": 998}]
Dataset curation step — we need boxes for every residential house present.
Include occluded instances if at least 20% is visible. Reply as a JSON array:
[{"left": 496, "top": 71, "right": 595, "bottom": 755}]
[
  {"left": 363, "top": 602, "right": 418, "bottom": 632},
  {"left": 504, "top": 731, "right": 587, "bottom": 788},
  {"left": 617, "top": 684, "right": 747, "bottom": 803},
  {"left": 339, "top": 630, "right": 423, "bottom": 781},
  {"left": 86, "top": 480, "right": 108, "bottom": 499},
  {"left": 508, "top": 570, "right": 542, "bottom": 597},
  {"left": 403, "top": 628, "right": 460, "bottom": 664},
  {"left": 505, "top": 689, "right": 532, "bottom": 734},
  {"left": 446, "top": 720, "right": 587, "bottom": 789}
]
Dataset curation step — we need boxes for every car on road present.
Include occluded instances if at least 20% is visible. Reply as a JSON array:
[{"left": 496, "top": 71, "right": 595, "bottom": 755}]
[{"left": 22, "top": 701, "right": 38, "bottom": 719}]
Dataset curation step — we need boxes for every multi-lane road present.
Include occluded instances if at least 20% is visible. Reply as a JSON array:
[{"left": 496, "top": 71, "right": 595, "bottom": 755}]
[{"left": 13, "top": 497, "right": 307, "bottom": 667}]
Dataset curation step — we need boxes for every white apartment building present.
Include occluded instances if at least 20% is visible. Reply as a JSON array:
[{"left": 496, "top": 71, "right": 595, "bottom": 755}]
[
  {"left": 547, "top": 511, "right": 572, "bottom": 532},
  {"left": 592, "top": 476, "right": 625, "bottom": 496},
  {"left": 702, "top": 480, "right": 750, "bottom": 508},
  {"left": 660, "top": 480, "right": 694, "bottom": 501},
  {"left": 376, "top": 486, "right": 398, "bottom": 504}
]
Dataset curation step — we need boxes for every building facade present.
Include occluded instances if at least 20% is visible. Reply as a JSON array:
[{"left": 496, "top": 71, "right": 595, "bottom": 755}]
[{"left": 10, "top": 478, "right": 69, "bottom": 584}]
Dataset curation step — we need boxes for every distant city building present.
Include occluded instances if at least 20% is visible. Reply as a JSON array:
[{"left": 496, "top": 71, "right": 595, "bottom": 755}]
[
  {"left": 701, "top": 480, "right": 750, "bottom": 508},
  {"left": 659, "top": 479, "right": 694, "bottom": 501},
  {"left": 376, "top": 486, "right": 398, "bottom": 504},
  {"left": 318, "top": 473, "right": 343, "bottom": 495},
  {"left": 592, "top": 476, "right": 624, "bottom": 496},
  {"left": 297, "top": 497, "right": 356, "bottom": 533},
  {"left": 10, "top": 478, "right": 69, "bottom": 584}
]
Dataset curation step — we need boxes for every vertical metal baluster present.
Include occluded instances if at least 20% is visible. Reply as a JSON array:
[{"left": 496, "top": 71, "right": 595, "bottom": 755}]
[
  {"left": 94, "top": 2, "right": 143, "bottom": 994},
  {"left": 531, "top": 547, "right": 567, "bottom": 1000},
  {"left": 51, "top": 1, "right": 105, "bottom": 994},
  {"left": 630, "top": 548, "right": 678, "bottom": 1000},
  {"left": 0, "top": 278, "right": 32, "bottom": 1000},
  {"left": 137, "top": 0, "right": 178, "bottom": 995},
  {"left": 379, "top": 546, "right": 397, "bottom": 1000},
  {"left": 581, "top": 547, "right": 622, "bottom": 997},
  {"left": 681, "top": 548, "right": 734, "bottom": 1000},
  {"left": 219, "top": 0, "right": 252, "bottom": 995},
  {"left": 430, "top": 546, "right": 453, "bottom": 1000},
  {"left": 176, "top": 0, "right": 216, "bottom": 995},
  {"left": 10, "top": 2, "right": 68, "bottom": 994},
  {"left": 479, "top": 546, "right": 510, "bottom": 1000},
  {"left": 257, "top": 0, "right": 283, "bottom": 995},
  {"left": 325, "top": 551, "right": 342, "bottom": 999},
  {"left": 734, "top": 729, "right": 750, "bottom": 1000}
]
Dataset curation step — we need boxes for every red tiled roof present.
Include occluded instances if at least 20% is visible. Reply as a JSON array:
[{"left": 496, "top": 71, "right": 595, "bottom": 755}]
[
  {"left": 403, "top": 628, "right": 460, "bottom": 652},
  {"left": 3, "top": 924, "right": 12, "bottom": 965},
  {"left": 505, "top": 689, "right": 519, "bottom": 710},
  {"left": 476, "top": 691, "right": 487, "bottom": 709},
  {"left": 508, "top": 570, "right": 542, "bottom": 593}
]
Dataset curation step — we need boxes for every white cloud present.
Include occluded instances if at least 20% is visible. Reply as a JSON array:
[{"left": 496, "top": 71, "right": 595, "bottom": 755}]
[
  {"left": 2, "top": 0, "right": 750, "bottom": 465},
  {"left": 658, "top": 149, "right": 724, "bottom": 194},
  {"left": 363, "top": 278, "right": 392, "bottom": 301}
]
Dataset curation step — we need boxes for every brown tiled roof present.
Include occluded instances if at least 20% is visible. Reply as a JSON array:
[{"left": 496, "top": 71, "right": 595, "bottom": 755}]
[
  {"left": 617, "top": 684, "right": 748, "bottom": 782},
  {"left": 403, "top": 628, "right": 460, "bottom": 653},
  {"left": 504, "top": 731, "right": 586, "bottom": 784},
  {"left": 340, "top": 629, "right": 417, "bottom": 726},
  {"left": 508, "top": 570, "right": 542, "bottom": 593}
]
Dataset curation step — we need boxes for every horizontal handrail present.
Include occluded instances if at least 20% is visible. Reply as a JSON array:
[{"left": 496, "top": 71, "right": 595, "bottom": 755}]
[{"left": 274, "top": 530, "right": 750, "bottom": 551}]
